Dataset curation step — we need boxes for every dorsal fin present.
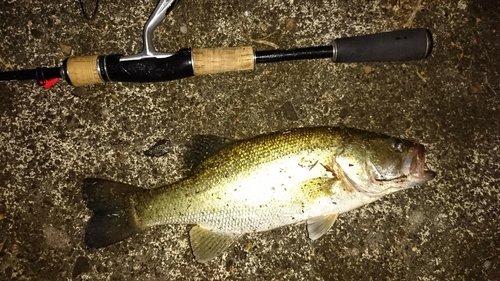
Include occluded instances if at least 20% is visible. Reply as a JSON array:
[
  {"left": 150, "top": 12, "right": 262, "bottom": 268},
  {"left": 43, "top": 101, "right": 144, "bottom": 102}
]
[{"left": 183, "top": 134, "right": 233, "bottom": 171}]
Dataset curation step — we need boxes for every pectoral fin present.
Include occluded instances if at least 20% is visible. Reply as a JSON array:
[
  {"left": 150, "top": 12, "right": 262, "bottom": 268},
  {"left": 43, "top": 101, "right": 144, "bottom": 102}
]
[
  {"left": 307, "top": 214, "right": 339, "bottom": 240},
  {"left": 189, "top": 225, "right": 239, "bottom": 263}
]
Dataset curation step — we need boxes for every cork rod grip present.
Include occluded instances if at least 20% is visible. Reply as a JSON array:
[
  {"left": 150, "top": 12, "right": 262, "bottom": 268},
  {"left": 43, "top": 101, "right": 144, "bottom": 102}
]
[
  {"left": 191, "top": 47, "right": 255, "bottom": 76},
  {"left": 65, "top": 56, "right": 103, "bottom": 87}
]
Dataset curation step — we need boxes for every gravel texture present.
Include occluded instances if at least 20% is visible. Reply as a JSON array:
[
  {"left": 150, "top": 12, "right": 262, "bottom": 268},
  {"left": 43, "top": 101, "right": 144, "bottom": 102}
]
[{"left": 0, "top": 0, "right": 499, "bottom": 280}]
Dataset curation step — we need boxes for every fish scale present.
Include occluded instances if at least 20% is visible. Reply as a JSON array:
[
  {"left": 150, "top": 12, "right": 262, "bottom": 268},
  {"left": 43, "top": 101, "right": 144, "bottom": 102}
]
[{"left": 135, "top": 131, "right": 342, "bottom": 231}]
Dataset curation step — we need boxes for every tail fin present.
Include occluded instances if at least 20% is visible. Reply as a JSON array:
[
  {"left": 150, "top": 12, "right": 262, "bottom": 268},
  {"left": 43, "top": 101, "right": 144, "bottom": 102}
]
[{"left": 82, "top": 178, "right": 145, "bottom": 248}]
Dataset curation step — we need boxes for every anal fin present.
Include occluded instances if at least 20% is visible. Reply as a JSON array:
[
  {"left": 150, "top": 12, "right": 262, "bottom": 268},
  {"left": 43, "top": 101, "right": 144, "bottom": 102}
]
[
  {"left": 189, "top": 225, "right": 239, "bottom": 263},
  {"left": 307, "top": 214, "right": 339, "bottom": 240}
]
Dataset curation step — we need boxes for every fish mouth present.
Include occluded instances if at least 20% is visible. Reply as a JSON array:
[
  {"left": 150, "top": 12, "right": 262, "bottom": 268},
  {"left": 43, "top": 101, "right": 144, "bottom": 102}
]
[
  {"left": 414, "top": 144, "right": 426, "bottom": 178},
  {"left": 372, "top": 144, "right": 433, "bottom": 183},
  {"left": 359, "top": 143, "right": 435, "bottom": 196},
  {"left": 401, "top": 144, "right": 435, "bottom": 180},
  {"left": 363, "top": 143, "right": 435, "bottom": 196}
]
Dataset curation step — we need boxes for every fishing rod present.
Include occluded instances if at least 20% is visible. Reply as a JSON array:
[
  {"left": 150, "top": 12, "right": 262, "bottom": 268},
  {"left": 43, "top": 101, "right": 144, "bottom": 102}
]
[{"left": 0, "top": 0, "right": 433, "bottom": 89}]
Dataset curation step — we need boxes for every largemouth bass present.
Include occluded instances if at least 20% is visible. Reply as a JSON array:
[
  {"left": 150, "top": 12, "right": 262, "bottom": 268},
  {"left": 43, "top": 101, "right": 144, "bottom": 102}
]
[{"left": 82, "top": 127, "right": 435, "bottom": 262}]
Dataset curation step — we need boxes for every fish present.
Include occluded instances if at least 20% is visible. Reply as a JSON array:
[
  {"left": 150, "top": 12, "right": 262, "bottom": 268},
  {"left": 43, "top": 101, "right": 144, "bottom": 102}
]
[{"left": 82, "top": 126, "right": 435, "bottom": 262}]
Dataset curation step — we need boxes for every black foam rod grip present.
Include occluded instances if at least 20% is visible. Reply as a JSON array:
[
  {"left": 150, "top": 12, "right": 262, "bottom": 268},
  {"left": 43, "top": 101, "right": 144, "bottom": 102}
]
[{"left": 333, "top": 28, "right": 433, "bottom": 62}]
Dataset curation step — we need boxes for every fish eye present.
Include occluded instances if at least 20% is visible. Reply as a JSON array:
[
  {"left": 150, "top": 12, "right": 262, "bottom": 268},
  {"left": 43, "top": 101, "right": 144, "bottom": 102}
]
[{"left": 390, "top": 139, "right": 404, "bottom": 152}]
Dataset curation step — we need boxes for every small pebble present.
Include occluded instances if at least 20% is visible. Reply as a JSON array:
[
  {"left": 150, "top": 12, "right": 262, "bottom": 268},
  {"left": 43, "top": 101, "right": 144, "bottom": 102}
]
[
  {"left": 483, "top": 260, "right": 491, "bottom": 270},
  {"left": 72, "top": 87, "right": 87, "bottom": 98},
  {"left": 144, "top": 139, "right": 171, "bottom": 157},
  {"left": 277, "top": 101, "right": 299, "bottom": 121},
  {"left": 180, "top": 26, "right": 188, "bottom": 34},
  {"left": 286, "top": 18, "right": 296, "bottom": 30},
  {"left": 469, "top": 85, "right": 480, "bottom": 94},
  {"left": 59, "top": 43, "right": 72, "bottom": 56},
  {"left": 72, "top": 256, "right": 91, "bottom": 278}
]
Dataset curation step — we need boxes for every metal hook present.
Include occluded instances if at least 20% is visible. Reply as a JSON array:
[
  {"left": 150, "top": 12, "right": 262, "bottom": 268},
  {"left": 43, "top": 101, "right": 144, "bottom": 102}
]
[{"left": 120, "top": 0, "right": 176, "bottom": 61}]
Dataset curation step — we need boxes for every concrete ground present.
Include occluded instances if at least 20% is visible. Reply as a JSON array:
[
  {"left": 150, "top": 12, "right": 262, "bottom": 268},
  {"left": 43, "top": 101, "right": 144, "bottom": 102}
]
[{"left": 1, "top": 0, "right": 499, "bottom": 280}]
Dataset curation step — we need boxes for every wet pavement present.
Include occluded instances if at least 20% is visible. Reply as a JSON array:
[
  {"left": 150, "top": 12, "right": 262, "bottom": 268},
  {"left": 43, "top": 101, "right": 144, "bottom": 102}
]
[{"left": 0, "top": 0, "right": 499, "bottom": 280}]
